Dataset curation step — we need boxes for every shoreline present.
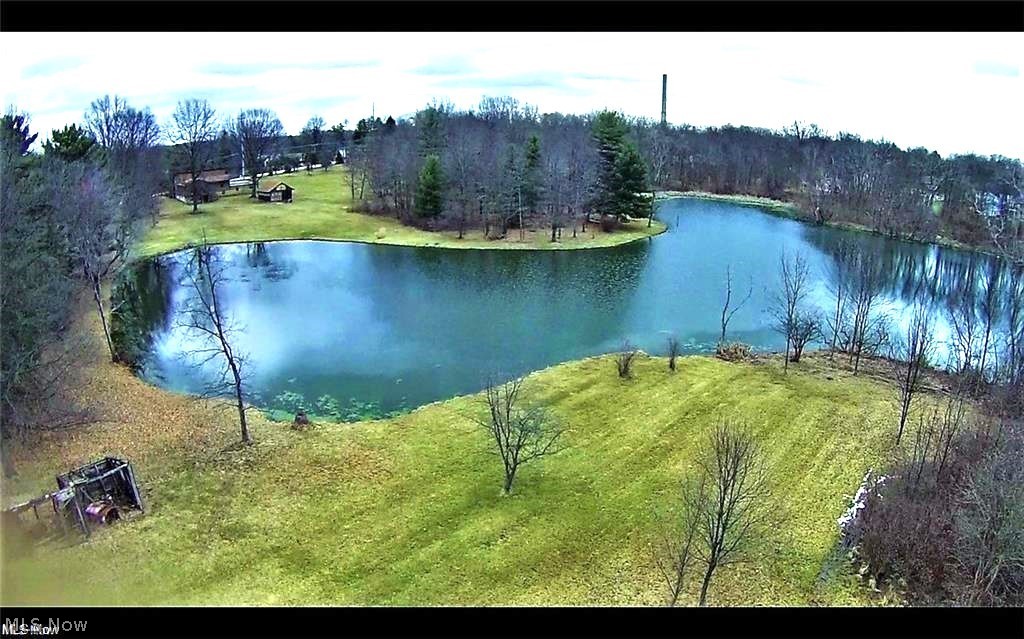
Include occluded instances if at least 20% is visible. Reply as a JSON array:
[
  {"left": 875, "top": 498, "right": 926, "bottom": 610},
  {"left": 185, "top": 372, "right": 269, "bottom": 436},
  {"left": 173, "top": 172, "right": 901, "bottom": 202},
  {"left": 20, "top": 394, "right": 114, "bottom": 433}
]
[
  {"left": 654, "top": 190, "right": 1007, "bottom": 259},
  {"left": 132, "top": 220, "right": 668, "bottom": 262}
]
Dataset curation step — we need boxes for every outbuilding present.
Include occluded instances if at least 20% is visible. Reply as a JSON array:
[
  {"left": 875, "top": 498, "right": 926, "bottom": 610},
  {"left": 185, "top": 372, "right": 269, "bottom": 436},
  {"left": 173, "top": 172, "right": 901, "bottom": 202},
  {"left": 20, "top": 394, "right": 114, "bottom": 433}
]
[
  {"left": 257, "top": 179, "right": 294, "bottom": 203},
  {"left": 173, "top": 168, "right": 232, "bottom": 203}
]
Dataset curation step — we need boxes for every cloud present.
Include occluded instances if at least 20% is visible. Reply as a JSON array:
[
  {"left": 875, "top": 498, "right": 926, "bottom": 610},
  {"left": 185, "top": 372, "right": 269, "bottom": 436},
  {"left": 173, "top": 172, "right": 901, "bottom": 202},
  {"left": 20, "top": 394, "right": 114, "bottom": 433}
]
[
  {"left": 781, "top": 75, "right": 820, "bottom": 87},
  {"left": 413, "top": 56, "right": 477, "bottom": 76},
  {"left": 435, "top": 72, "right": 578, "bottom": 91},
  {"left": 974, "top": 60, "right": 1019, "bottom": 77},
  {"left": 21, "top": 57, "right": 83, "bottom": 79},
  {"left": 3, "top": 32, "right": 1021, "bottom": 159},
  {"left": 199, "top": 60, "right": 377, "bottom": 75}
]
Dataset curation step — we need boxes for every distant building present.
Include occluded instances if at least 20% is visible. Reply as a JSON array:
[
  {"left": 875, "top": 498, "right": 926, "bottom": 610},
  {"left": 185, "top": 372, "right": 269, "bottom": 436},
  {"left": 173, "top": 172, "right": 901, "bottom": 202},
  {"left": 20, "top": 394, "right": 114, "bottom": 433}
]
[
  {"left": 173, "top": 168, "right": 233, "bottom": 203},
  {"left": 257, "top": 179, "right": 294, "bottom": 203}
]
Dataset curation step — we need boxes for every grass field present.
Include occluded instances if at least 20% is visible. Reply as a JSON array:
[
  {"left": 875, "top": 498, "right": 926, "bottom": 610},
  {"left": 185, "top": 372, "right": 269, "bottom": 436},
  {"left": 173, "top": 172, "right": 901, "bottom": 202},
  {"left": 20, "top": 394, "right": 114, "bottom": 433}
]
[
  {"left": 1, "top": 294, "right": 903, "bottom": 606},
  {"left": 135, "top": 169, "right": 667, "bottom": 259}
]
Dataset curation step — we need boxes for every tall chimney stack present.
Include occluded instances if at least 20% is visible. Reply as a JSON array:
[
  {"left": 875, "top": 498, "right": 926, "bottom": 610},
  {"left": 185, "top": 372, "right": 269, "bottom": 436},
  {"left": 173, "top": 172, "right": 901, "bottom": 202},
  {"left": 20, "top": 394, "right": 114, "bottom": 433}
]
[{"left": 661, "top": 74, "right": 667, "bottom": 126}]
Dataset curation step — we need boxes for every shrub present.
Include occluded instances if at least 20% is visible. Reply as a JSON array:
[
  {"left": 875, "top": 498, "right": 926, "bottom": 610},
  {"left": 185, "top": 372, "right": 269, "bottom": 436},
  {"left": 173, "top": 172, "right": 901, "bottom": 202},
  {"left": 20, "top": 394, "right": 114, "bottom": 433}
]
[
  {"left": 600, "top": 214, "right": 620, "bottom": 233},
  {"left": 667, "top": 336, "right": 681, "bottom": 372},
  {"left": 715, "top": 341, "right": 753, "bottom": 362},
  {"left": 853, "top": 411, "right": 1024, "bottom": 606},
  {"left": 616, "top": 341, "right": 638, "bottom": 378}
]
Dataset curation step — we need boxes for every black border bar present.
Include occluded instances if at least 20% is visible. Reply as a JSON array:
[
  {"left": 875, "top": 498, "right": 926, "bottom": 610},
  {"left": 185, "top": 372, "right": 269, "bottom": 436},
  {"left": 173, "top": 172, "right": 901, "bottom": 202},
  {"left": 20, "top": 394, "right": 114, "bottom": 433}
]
[{"left": 1, "top": 1, "right": 1022, "bottom": 32}]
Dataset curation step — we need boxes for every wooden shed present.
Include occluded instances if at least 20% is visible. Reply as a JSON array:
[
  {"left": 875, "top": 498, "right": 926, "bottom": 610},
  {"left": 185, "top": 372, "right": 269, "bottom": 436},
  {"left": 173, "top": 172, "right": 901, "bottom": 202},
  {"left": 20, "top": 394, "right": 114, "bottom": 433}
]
[
  {"left": 173, "top": 168, "right": 232, "bottom": 203},
  {"left": 257, "top": 179, "right": 294, "bottom": 203}
]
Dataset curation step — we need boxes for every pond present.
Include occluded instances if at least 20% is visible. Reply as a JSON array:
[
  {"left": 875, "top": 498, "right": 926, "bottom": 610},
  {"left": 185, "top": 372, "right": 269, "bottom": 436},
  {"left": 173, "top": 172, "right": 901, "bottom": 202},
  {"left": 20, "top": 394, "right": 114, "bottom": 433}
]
[{"left": 119, "top": 198, "right": 1021, "bottom": 420}]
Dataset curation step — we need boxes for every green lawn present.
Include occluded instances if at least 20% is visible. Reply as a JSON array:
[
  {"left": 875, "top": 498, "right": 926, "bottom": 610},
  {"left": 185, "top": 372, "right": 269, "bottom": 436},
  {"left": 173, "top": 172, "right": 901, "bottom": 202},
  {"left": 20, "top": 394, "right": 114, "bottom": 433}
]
[
  {"left": 136, "top": 169, "right": 667, "bottom": 259},
  {"left": 2, "top": 354, "right": 899, "bottom": 606}
]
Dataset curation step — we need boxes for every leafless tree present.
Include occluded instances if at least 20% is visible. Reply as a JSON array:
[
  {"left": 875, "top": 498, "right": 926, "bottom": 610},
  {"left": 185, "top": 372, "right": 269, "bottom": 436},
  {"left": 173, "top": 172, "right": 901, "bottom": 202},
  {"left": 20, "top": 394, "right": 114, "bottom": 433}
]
[
  {"left": 719, "top": 265, "right": 752, "bottom": 344},
  {"left": 691, "top": 422, "right": 774, "bottom": 606},
  {"left": 824, "top": 239, "right": 856, "bottom": 359},
  {"left": 231, "top": 108, "right": 284, "bottom": 199},
  {"left": 616, "top": 340, "right": 638, "bottom": 378},
  {"left": 890, "top": 305, "right": 936, "bottom": 445},
  {"left": 769, "top": 251, "right": 812, "bottom": 371},
  {"left": 654, "top": 474, "right": 707, "bottom": 606},
  {"left": 48, "top": 159, "right": 128, "bottom": 362},
  {"left": 473, "top": 375, "right": 565, "bottom": 493},
  {"left": 788, "top": 309, "right": 822, "bottom": 364},
  {"left": 83, "top": 94, "right": 161, "bottom": 224},
  {"left": 167, "top": 99, "right": 219, "bottom": 213},
  {"left": 947, "top": 283, "right": 981, "bottom": 380},
  {"left": 976, "top": 260, "right": 1003, "bottom": 382},
  {"left": 177, "top": 239, "right": 252, "bottom": 444},
  {"left": 667, "top": 336, "right": 681, "bottom": 372},
  {"left": 844, "top": 251, "right": 888, "bottom": 374}
]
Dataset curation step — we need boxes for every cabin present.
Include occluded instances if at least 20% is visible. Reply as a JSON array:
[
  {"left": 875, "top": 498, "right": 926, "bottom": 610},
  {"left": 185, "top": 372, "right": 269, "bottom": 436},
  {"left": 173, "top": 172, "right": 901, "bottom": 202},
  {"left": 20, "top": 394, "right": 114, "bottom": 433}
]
[
  {"left": 173, "top": 168, "right": 233, "bottom": 203},
  {"left": 257, "top": 179, "right": 295, "bottom": 203}
]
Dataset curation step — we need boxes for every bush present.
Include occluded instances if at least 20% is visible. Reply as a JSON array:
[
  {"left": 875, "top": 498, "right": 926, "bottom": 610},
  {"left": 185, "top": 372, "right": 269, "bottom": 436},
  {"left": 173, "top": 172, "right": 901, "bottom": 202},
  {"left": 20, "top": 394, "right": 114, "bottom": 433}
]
[
  {"left": 715, "top": 341, "right": 753, "bottom": 362},
  {"left": 853, "top": 412, "right": 1023, "bottom": 606},
  {"left": 600, "top": 214, "right": 620, "bottom": 233},
  {"left": 616, "top": 341, "right": 638, "bottom": 378}
]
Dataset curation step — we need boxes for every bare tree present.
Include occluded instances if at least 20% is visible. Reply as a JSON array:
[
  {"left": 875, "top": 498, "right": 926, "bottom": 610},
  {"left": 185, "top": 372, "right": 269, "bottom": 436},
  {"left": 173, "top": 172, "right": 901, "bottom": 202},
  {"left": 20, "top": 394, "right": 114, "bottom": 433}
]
[
  {"left": 788, "top": 310, "right": 822, "bottom": 364},
  {"left": 48, "top": 159, "right": 128, "bottom": 362},
  {"left": 654, "top": 474, "right": 707, "bottom": 606},
  {"left": 769, "top": 251, "right": 812, "bottom": 371},
  {"left": 824, "top": 239, "right": 856, "bottom": 359},
  {"left": 83, "top": 95, "right": 161, "bottom": 224},
  {"left": 691, "top": 422, "right": 774, "bottom": 606},
  {"left": 167, "top": 99, "right": 219, "bottom": 213},
  {"left": 177, "top": 238, "right": 252, "bottom": 444},
  {"left": 667, "top": 336, "right": 681, "bottom": 372},
  {"left": 719, "top": 264, "right": 752, "bottom": 344},
  {"left": 947, "top": 283, "right": 981, "bottom": 380},
  {"left": 845, "top": 251, "right": 887, "bottom": 374},
  {"left": 474, "top": 375, "right": 565, "bottom": 493},
  {"left": 616, "top": 340, "right": 639, "bottom": 378},
  {"left": 231, "top": 108, "right": 284, "bottom": 199},
  {"left": 890, "top": 305, "right": 936, "bottom": 445}
]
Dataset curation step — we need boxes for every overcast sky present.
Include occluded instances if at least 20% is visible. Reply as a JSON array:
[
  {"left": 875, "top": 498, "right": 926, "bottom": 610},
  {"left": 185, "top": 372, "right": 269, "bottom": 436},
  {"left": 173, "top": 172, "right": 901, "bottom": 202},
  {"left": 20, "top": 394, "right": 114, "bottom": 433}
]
[{"left": 2, "top": 32, "right": 1021, "bottom": 159}]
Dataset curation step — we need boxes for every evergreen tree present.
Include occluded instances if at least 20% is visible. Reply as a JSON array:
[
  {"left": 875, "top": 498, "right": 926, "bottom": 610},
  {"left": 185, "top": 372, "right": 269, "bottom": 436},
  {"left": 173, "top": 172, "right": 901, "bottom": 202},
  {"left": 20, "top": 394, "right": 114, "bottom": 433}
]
[
  {"left": 415, "top": 154, "right": 444, "bottom": 218},
  {"left": 417, "top": 106, "right": 445, "bottom": 157},
  {"left": 43, "top": 124, "right": 95, "bottom": 162},
  {"left": 613, "top": 143, "right": 652, "bottom": 220},
  {"left": 590, "top": 110, "right": 629, "bottom": 219},
  {"left": 522, "top": 134, "right": 542, "bottom": 214}
]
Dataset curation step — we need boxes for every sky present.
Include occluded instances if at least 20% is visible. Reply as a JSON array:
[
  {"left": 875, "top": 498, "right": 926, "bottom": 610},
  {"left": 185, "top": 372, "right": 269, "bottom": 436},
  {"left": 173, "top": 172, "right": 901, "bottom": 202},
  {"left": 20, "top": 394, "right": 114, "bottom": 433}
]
[{"left": 2, "top": 32, "right": 1021, "bottom": 159}]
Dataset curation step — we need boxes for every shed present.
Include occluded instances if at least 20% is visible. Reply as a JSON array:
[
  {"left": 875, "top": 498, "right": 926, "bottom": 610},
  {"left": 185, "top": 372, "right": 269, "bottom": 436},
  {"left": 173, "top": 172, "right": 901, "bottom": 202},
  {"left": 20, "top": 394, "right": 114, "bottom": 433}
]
[
  {"left": 257, "top": 179, "right": 294, "bottom": 203},
  {"left": 173, "top": 168, "right": 233, "bottom": 203}
]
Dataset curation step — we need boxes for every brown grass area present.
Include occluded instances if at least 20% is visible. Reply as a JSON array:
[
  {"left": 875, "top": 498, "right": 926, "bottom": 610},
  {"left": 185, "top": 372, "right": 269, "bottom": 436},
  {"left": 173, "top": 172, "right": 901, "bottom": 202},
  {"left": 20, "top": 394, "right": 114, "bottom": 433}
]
[{"left": 3, "top": 288, "right": 273, "bottom": 503}]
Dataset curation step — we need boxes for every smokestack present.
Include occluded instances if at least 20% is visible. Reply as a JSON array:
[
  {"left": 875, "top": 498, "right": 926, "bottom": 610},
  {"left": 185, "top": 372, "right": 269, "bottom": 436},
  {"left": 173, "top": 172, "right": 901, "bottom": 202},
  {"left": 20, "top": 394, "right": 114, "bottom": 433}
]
[{"left": 661, "top": 74, "right": 667, "bottom": 126}]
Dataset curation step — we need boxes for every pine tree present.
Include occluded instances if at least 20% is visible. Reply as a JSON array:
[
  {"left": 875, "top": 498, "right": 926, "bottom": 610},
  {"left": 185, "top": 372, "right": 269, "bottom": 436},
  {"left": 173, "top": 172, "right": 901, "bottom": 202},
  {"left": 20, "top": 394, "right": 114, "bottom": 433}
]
[
  {"left": 417, "top": 107, "right": 445, "bottom": 157},
  {"left": 590, "top": 110, "right": 629, "bottom": 219},
  {"left": 43, "top": 124, "right": 95, "bottom": 162},
  {"left": 613, "top": 143, "right": 651, "bottom": 220},
  {"left": 523, "top": 134, "right": 542, "bottom": 215},
  {"left": 415, "top": 154, "right": 445, "bottom": 218}
]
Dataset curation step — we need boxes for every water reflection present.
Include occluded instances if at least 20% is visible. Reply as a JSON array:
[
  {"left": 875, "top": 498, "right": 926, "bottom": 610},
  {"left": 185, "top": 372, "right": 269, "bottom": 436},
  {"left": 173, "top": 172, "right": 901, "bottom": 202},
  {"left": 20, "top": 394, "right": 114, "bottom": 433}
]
[{"left": 124, "top": 198, "right": 1020, "bottom": 417}]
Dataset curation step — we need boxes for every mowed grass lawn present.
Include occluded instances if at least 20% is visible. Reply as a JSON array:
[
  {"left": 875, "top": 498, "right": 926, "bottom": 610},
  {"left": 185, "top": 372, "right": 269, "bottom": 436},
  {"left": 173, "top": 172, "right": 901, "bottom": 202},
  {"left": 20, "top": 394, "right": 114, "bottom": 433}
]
[
  {"left": 3, "top": 353, "right": 898, "bottom": 606},
  {"left": 136, "top": 168, "right": 667, "bottom": 259}
]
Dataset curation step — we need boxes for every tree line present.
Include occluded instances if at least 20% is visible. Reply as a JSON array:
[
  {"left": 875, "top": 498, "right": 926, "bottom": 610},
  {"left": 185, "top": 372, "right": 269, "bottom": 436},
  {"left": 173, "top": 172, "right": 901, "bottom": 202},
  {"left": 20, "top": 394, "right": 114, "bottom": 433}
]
[
  {"left": 346, "top": 98, "right": 652, "bottom": 241},
  {"left": 343, "top": 97, "right": 1021, "bottom": 258}
]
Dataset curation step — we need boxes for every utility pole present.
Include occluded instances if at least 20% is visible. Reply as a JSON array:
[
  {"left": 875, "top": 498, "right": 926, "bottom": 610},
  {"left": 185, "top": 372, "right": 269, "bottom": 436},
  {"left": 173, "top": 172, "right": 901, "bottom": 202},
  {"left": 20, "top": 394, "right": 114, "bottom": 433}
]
[{"left": 661, "top": 74, "right": 668, "bottom": 126}]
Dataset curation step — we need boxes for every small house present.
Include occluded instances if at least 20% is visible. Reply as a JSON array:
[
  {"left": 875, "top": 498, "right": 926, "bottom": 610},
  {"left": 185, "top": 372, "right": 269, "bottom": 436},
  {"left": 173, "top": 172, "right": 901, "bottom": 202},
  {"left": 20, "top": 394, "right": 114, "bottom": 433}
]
[
  {"left": 257, "top": 179, "right": 294, "bottom": 203},
  {"left": 173, "top": 168, "right": 233, "bottom": 203}
]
